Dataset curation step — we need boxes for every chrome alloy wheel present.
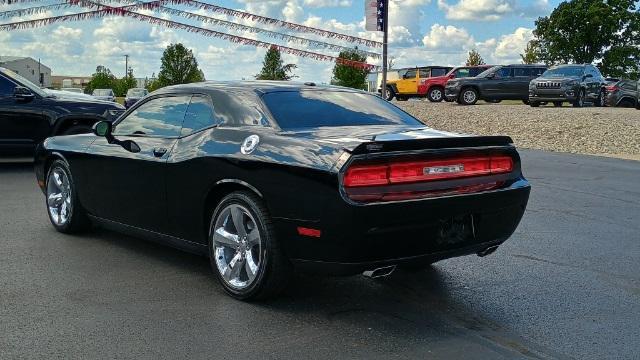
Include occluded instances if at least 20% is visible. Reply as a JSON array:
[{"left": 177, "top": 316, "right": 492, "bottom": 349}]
[
  {"left": 212, "top": 204, "right": 262, "bottom": 289},
  {"left": 430, "top": 89, "right": 442, "bottom": 101},
  {"left": 463, "top": 90, "right": 476, "bottom": 104},
  {"left": 47, "top": 167, "right": 72, "bottom": 226}
]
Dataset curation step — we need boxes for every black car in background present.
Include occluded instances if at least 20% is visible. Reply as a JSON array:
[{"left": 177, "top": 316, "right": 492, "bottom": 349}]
[
  {"left": 124, "top": 88, "right": 149, "bottom": 108},
  {"left": 34, "top": 81, "right": 530, "bottom": 300},
  {"left": 529, "top": 64, "right": 606, "bottom": 107},
  {"left": 445, "top": 64, "right": 547, "bottom": 105},
  {"left": 605, "top": 79, "right": 638, "bottom": 108},
  {"left": 0, "top": 67, "right": 124, "bottom": 156}
]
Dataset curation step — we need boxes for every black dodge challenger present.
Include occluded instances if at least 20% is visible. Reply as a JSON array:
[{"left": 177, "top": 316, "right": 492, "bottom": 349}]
[{"left": 35, "top": 81, "right": 530, "bottom": 300}]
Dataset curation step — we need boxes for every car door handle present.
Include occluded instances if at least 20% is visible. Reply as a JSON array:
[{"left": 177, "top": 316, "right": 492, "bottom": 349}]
[{"left": 153, "top": 147, "right": 168, "bottom": 157}]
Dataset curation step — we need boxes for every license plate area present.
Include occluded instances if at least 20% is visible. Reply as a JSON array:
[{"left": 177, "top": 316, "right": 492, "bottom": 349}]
[{"left": 435, "top": 214, "right": 475, "bottom": 246}]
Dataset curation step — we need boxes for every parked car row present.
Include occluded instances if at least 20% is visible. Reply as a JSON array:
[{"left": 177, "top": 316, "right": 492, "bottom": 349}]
[{"left": 59, "top": 87, "right": 149, "bottom": 108}]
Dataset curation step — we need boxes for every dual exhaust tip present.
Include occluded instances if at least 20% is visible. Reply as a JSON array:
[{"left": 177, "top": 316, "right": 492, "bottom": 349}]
[{"left": 362, "top": 265, "right": 396, "bottom": 279}]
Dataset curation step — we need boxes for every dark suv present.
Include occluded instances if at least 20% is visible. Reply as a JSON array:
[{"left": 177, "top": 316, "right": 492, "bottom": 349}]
[
  {"left": 0, "top": 67, "right": 124, "bottom": 156},
  {"left": 605, "top": 79, "right": 638, "bottom": 108},
  {"left": 445, "top": 64, "right": 547, "bottom": 105},
  {"left": 529, "top": 64, "right": 606, "bottom": 107}
]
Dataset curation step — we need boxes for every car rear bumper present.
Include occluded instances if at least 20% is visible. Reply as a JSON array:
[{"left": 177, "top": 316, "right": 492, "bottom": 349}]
[{"left": 275, "top": 180, "right": 530, "bottom": 275}]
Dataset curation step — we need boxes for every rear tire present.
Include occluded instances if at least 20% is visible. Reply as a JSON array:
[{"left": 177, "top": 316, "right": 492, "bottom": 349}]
[
  {"left": 553, "top": 101, "right": 563, "bottom": 107},
  {"left": 45, "top": 159, "right": 91, "bottom": 233},
  {"left": 427, "top": 87, "right": 444, "bottom": 102},
  {"left": 208, "top": 191, "right": 291, "bottom": 300},
  {"left": 529, "top": 101, "right": 540, "bottom": 107},
  {"left": 458, "top": 88, "right": 478, "bottom": 105},
  {"left": 596, "top": 88, "right": 606, "bottom": 107},
  {"left": 522, "top": 99, "right": 530, "bottom": 105},
  {"left": 385, "top": 87, "right": 395, "bottom": 101}
]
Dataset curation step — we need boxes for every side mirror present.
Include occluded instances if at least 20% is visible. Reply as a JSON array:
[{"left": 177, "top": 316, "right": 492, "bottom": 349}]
[
  {"left": 14, "top": 86, "right": 35, "bottom": 101},
  {"left": 121, "top": 140, "right": 141, "bottom": 153},
  {"left": 449, "top": 73, "right": 455, "bottom": 79},
  {"left": 93, "top": 121, "right": 112, "bottom": 137}
]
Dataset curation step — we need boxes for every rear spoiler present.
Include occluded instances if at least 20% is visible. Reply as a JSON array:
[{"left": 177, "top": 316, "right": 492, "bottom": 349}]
[{"left": 349, "top": 135, "right": 514, "bottom": 155}]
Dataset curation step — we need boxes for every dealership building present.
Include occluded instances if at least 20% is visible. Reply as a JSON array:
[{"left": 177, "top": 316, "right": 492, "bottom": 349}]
[{"left": 0, "top": 56, "right": 51, "bottom": 88}]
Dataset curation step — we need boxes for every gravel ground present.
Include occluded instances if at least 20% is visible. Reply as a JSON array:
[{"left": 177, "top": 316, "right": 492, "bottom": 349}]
[{"left": 396, "top": 101, "right": 640, "bottom": 160}]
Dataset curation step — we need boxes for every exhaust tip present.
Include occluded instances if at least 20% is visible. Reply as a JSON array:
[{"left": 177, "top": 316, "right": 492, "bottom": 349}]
[
  {"left": 363, "top": 265, "right": 396, "bottom": 279},
  {"left": 477, "top": 245, "right": 499, "bottom": 257}
]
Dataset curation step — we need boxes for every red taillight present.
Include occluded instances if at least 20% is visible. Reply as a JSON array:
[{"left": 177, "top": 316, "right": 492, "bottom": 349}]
[
  {"left": 344, "top": 155, "right": 513, "bottom": 187},
  {"left": 605, "top": 85, "right": 618, "bottom": 92},
  {"left": 297, "top": 227, "right": 321, "bottom": 238},
  {"left": 343, "top": 165, "right": 389, "bottom": 187}
]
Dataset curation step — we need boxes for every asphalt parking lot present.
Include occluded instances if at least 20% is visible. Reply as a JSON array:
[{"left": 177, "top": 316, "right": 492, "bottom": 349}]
[{"left": 1, "top": 150, "right": 638, "bottom": 360}]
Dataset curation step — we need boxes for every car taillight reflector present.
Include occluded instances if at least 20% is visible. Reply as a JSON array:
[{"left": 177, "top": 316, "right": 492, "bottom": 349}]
[
  {"left": 343, "top": 165, "right": 389, "bottom": 187},
  {"left": 344, "top": 155, "right": 513, "bottom": 187},
  {"left": 605, "top": 85, "right": 618, "bottom": 92}
]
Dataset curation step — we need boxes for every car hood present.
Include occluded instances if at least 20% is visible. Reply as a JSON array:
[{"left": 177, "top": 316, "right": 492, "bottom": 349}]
[{"left": 280, "top": 125, "right": 512, "bottom": 154}]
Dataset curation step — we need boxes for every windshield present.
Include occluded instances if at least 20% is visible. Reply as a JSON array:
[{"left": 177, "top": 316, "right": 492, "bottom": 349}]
[
  {"left": 262, "top": 90, "right": 422, "bottom": 130},
  {"left": 1, "top": 68, "right": 48, "bottom": 97},
  {"left": 542, "top": 67, "right": 584, "bottom": 78},
  {"left": 476, "top": 66, "right": 501, "bottom": 78},
  {"left": 93, "top": 89, "right": 113, "bottom": 96},
  {"left": 127, "top": 88, "right": 147, "bottom": 97}
]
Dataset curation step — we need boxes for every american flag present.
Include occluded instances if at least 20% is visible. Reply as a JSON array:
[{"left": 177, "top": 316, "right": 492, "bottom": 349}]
[{"left": 365, "top": 0, "right": 386, "bottom": 32}]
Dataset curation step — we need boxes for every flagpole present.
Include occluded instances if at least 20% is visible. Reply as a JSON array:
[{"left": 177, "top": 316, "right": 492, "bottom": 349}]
[{"left": 381, "top": 0, "right": 389, "bottom": 100}]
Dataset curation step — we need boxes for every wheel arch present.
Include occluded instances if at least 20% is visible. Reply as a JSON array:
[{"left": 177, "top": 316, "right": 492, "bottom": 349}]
[{"left": 202, "top": 179, "right": 265, "bottom": 241}]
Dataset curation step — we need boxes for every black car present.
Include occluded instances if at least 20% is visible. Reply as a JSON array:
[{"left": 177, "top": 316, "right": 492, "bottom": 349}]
[
  {"left": 34, "top": 81, "right": 530, "bottom": 300},
  {"left": 124, "top": 88, "right": 149, "bottom": 108},
  {"left": 445, "top": 64, "right": 547, "bottom": 105},
  {"left": 529, "top": 64, "right": 606, "bottom": 107},
  {"left": 0, "top": 67, "right": 124, "bottom": 156},
  {"left": 605, "top": 79, "right": 638, "bottom": 108}
]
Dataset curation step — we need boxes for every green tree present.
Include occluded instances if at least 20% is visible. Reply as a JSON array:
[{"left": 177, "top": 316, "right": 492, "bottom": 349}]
[
  {"left": 114, "top": 68, "right": 137, "bottom": 97},
  {"left": 255, "top": 46, "right": 297, "bottom": 80},
  {"left": 465, "top": 49, "right": 485, "bottom": 66},
  {"left": 156, "top": 43, "right": 205, "bottom": 88},
  {"left": 533, "top": 0, "right": 639, "bottom": 78},
  {"left": 520, "top": 41, "right": 539, "bottom": 64},
  {"left": 331, "top": 48, "right": 369, "bottom": 90},
  {"left": 86, "top": 65, "right": 116, "bottom": 94}
]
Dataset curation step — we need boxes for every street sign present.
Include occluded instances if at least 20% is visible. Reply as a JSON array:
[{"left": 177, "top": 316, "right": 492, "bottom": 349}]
[{"left": 365, "top": 0, "right": 386, "bottom": 32}]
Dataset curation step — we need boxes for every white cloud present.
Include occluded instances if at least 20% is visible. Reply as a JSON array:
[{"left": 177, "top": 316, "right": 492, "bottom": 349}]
[
  {"left": 422, "top": 24, "right": 474, "bottom": 50},
  {"left": 492, "top": 27, "right": 533, "bottom": 62},
  {"left": 437, "top": 0, "right": 515, "bottom": 21},
  {"left": 303, "top": 0, "right": 352, "bottom": 7}
]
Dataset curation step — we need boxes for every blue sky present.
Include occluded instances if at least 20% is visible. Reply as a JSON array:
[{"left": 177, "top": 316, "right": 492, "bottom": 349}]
[{"left": 0, "top": 0, "right": 562, "bottom": 82}]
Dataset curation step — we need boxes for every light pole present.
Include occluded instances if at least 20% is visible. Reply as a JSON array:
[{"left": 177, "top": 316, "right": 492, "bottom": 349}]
[
  {"left": 381, "top": 0, "right": 389, "bottom": 100},
  {"left": 124, "top": 54, "right": 129, "bottom": 77}
]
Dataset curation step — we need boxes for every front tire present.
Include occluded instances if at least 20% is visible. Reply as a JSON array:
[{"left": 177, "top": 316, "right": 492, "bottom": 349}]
[
  {"left": 458, "top": 88, "right": 478, "bottom": 105},
  {"left": 208, "top": 191, "right": 291, "bottom": 300},
  {"left": 553, "top": 101, "right": 563, "bottom": 107},
  {"left": 596, "top": 88, "right": 606, "bottom": 107},
  {"left": 45, "top": 159, "right": 90, "bottom": 233},
  {"left": 427, "top": 87, "right": 444, "bottom": 102},
  {"left": 529, "top": 101, "right": 540, "bottom": 107},
  {"left": 573, "top": 89, "right": 585, "bottom": 107},
  {"left": 385, "top": 87, "right": 395, "bottom": 101}
]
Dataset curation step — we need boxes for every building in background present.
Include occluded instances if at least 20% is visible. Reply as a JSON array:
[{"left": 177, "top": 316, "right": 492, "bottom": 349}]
[
  {"left": 0, "top": 56, "right": 51, "bottom": 87},
  {"left": 50, "top": 75, "right": 92, "bottom": 90}
]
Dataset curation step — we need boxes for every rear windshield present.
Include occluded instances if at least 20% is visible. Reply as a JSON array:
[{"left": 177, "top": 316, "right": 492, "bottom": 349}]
[
  {"left": 127, "top": 88, "right": 148, "bottom": 97},
  {"left": 262, "top": 90, "right": 422, "bottom": 130}
]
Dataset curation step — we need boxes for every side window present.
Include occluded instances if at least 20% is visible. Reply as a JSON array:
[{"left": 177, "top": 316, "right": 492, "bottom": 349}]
[
  {"left": 0, "top": 75, "right": 16, "bottom": 97},
  {"left": 532, "top": 67, "right": 546, "bottom": 77},
  {"left": 469, "top": 68, "right": 484, "bottom": 77},
  {"left": 404, "top": 69, "right": 417, "bottom": 79},
  {"left": 114, "top": 95, "right": 189, "bottom": 137},
  {"left": 495, "top": 68, "right": 512, "bottom": 78},
  {"left": 455, "top": 68, "right": 471, "bottom": 78},
  {"left": 621, "top": 81, "right": 636, "bottom": 91},
  {"left": 430, "top": 68, "right": 447, "bottom": 77},
  {"left": 513, "top": 68, "right": 530, "bottom": 77},
  {"left": 181, "top": 95, "right": 219, "bottom": 136}
]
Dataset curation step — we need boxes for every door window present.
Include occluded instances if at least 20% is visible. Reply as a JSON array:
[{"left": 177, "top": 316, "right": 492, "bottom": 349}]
[
  {"left": 514, "top": 68, "right": 531, "bottom": 77},
  {"left": 404, "top": 69, "right": 417, "bottom": 79},
  {"left": 455, "top": 68, "right": 471, "bottom": 78},
  {"left": 181, "top": 95, "right": 219, "bottom": 136},
  {"left": 469, "top": 68, "right": 485, "bottom": 77},
  {"left": 0, "top": 75, "right": 16, "bottom": 97},
  {"left": 114, "top": 95, "right": 189, "bottom": 137},
  {"left": 430, "top": 68, "right": 448, "bottom": 77},
  {"left": 495, "top": 67, "right": 512, "bottom": 78},
  {"left": 418, "top": 69, "right": 430, "bottom": 78}
]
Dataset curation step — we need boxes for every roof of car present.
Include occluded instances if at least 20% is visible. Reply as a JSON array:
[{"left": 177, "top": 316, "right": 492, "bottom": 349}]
[{"left": 156, "top": 81, "right": 366, "bottom": 95}]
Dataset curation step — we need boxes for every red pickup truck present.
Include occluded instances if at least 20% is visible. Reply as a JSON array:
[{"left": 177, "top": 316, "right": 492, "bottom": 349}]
[{"left": 419, "top": 65, "right": 493, "bottom": 102}]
